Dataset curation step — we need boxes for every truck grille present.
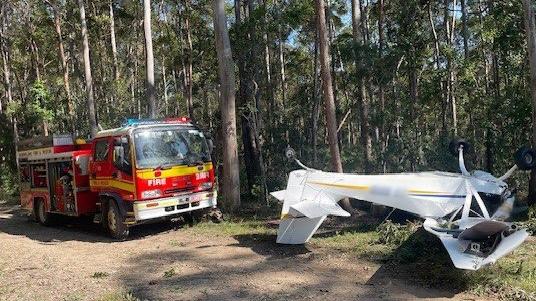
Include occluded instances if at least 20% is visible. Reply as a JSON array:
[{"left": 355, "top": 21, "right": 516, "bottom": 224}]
[{"left": 164, "top": 187, "right": 193, "bottom": 195}]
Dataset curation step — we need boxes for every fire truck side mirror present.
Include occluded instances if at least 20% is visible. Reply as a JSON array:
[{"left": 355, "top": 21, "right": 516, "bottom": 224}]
[{"left": 113, "top": 146, "right": 125, "bottom": 166}]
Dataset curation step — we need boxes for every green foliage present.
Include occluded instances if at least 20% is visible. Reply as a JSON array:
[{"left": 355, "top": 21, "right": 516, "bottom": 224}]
[
  {"left": 91, "top": 271, "right": 109, "bottom": 279},
  {"left": 376, "top": 220, "right": 421, "bottom": 246},
  {"left": 163, "top": 268, "right": 176, "bottom": 278},
  {"left": 6, "top": 80, "right": 54, "bottom": 138},
  {"left": 521, "top": 205, "right": 536, "bottom": 234},
  {"left": 0, "top": 166, "right": 18, "bottom": 200}
]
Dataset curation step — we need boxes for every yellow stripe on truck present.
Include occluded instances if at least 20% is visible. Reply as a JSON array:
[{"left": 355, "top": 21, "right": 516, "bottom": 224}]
[
  {"left": 90, "top": 179, "right": 135, "bottom": 193},
  {"left": 136, "top": 162, "right": 213, "bottom": 179}
]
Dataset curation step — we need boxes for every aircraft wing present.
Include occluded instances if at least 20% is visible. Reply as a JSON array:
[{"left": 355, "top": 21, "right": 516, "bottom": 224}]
[{"left": 272, "top": 169, "right": 468, "bottom": 245}]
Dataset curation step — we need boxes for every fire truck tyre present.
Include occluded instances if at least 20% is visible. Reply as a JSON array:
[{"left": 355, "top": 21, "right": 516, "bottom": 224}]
[
  {"left": 184, "top": 211, "right": 199, "bottom": 226},
  {"left": 28, "top": 205, "right": 37, "bottom": 222},
  {"left": 36, "top": 200, "right": 53, "bottom": 226},
  {"left": 106, "top": 201, "right": 129, "bottom": 240},
  {"left": 515, "top": 147, "right": 536, "bottom": 170}
]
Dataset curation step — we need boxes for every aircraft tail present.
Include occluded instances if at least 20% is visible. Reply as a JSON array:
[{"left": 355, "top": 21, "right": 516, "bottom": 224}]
[{"left": 270, "top": 170, "right": 350, "bottom": 244}]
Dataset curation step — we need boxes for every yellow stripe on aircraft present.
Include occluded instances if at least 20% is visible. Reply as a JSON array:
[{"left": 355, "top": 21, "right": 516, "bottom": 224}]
[{"left": 307, "top": 181, "right": 369, "bottom": 190}]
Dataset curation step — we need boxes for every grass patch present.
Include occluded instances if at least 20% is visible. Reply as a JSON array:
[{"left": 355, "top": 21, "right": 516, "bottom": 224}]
[
  {"left": 63, "top": 294, "right": 83, "bottom": 301},
  {"left": 169, "top": 240, "right": 186, "bottom": 247},
  {"left": 91, "top": 271, "right": 109, "bottom": 279},
  {"left": 163, "top": 268, "right": 176, "bottom": 278},
  {"left": 310, "top": 228, "right": 395, "bottom": 261},
  {"left": 185, "top": 219, "right": 274, "bottom": 237},
  {"left": 96, "top": 291, "right": 139, "bottom": 301}
]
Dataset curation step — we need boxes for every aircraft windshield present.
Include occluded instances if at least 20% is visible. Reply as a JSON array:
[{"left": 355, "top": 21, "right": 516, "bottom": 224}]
[{"left": 133, "top": 127, "right": 211, "bottom": 169}]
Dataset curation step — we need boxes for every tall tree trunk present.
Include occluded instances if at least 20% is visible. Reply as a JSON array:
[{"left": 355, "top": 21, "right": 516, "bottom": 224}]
[
  {"left": 109, "top": 1, "right": 119, "bottom": 81},
  {"left": 409, "top": 65, "right": 418, "bottom": 171},
  {"left": 47, "top": 1, "right": 75, "bottom": 133},
  {"left": 351, "top": 0, "right": 361, "bottom": 42},
  {"left": 316, "top": 0, "right": 351, "bottom": 212},
  {"left": 312, "top": 30, "right": 320, "bottom": 165},
  {"left": 78, "top": 0, "right": 98, "bottom": 138},
  {"left": 262, "top": 0, "right": 273, "bottom": 128},
  {"left": 143, "top": 0, "right": 156, "bottom": 117},
  {"left": 184, "top": 0, "right": 194, "bottom": 120},
  {"left": 0, "top": 14, "right": 19, "bottom": 167},
  {"left": 0, "top": 4, "right": 12, "bottom": 115},
  {"left": 461, "top": 0, "right": 469, "bottom": 60},
  {"left": 351, "top": 0, "right": 372, "bottom": 172},
  {"left": 378, "top": 0, "right": 386, "bottom": 171},
  {"left": 235, "top": 0, "right": 263, "bottom": 195},
  {"left": 162, "top": 55, "right": 168, "bottom": 115},
  {"left": 213, "top": 0, "right": 240, "bottom": 212},
  {"left": 277, "top": 0, "right": 286, "bottom": 108},
  {"left": 317, "top": 0, "right": 342, "bottom": 172},
  {"left": 523, "top": 0, "right": 536, "bottom": 205}
]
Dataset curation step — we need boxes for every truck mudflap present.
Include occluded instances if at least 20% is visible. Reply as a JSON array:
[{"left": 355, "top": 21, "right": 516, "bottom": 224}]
[{"left": 133, "top": 191, "right": 217, "bottom": 221}]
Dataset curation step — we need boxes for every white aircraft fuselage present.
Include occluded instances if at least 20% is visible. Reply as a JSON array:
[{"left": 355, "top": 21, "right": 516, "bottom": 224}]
[{"left": 271, "top": 146, "right": 532, "bottom": 270}]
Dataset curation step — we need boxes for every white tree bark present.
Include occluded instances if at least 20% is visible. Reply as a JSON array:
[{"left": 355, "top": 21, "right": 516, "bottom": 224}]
[
  {"left": 213, "top": 0, "right": 241, "bottom": 212},
  {"left": 78, "top": 0, "right": 98, "bottom": 137},
  {"left": 143, "top": 0, "right": 156, "bottom": 117}
]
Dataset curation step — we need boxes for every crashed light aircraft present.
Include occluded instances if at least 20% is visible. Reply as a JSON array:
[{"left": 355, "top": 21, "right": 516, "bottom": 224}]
[{"left": 271, "top": 140, "right": 536, "bottom": 270}]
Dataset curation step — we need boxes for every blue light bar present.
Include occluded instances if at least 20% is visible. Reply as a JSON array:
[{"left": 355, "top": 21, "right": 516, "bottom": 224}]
[{"left": 123, "top": 117, "right": 191, "bottom": 127}]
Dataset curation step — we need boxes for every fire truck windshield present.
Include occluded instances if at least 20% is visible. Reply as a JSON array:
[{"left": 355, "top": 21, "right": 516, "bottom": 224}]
[{"left": 133, "top": 127, "right": 211, "bottom": 169}]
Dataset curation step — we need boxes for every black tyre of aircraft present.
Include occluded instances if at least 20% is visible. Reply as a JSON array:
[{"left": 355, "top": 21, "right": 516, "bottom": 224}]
[
  {"left": 514, "top": 146, "right": 536, "bottom": 170},
  {"left": 449, "top": 138, "right": 472, "bottom": 156}
]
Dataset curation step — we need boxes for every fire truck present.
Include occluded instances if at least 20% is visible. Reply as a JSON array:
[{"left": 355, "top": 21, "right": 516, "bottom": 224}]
[{"left": 17, "top": 117, "right": 219, "bottom": 239}]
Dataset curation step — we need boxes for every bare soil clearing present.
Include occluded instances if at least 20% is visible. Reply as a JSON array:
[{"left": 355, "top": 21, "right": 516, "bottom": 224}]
[{"left": 0, "top": 205, "right": 485, "bottom": 301}]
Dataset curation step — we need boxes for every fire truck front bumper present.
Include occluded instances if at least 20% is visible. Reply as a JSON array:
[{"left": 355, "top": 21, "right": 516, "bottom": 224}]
[{"left": 132, "top": 191, "right": 217, "bottom": 221}]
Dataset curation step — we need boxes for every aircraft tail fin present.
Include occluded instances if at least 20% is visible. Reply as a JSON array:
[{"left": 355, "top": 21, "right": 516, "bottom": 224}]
[
  {"left": 276, "top": 216, "right": 326, "bottom": 244},
  {"left": 271, "top": 170, "right": 349, "bottom": 244}
]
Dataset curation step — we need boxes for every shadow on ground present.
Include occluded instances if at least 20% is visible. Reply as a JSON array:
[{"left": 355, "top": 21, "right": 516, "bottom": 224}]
[
  {"left": 0, "top": 205, "right": 189, "bottom": 243},
  {"left": 366, "top": 229, "right": 470, "bottom": 297},
  {"left": 117, "top": 224, "right": 470, "bottom": 300}
]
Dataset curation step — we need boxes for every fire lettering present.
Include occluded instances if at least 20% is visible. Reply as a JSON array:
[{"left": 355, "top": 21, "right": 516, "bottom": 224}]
[{"left": 148, "top": 178, "right": 166, "bottom": 186}]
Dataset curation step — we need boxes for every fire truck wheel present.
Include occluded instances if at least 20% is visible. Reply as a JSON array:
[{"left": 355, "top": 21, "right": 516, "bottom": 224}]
[
  {"left": 36, "top": 199, "right": 53, "bottom": 226},
  {"left": 28, "top": 206, "right": 37, "bottom": 222},
  {"left": 106, "top": 201, "right": 129, "bottom": 240}
]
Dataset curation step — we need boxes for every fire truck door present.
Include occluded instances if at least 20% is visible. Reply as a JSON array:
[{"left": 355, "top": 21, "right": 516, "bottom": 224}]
[
  {"left": 91, "top": 137, "right": 114, "bottom": 182},
  {"left": 112, "top": 136, "right": 134, "bottom": 184}
]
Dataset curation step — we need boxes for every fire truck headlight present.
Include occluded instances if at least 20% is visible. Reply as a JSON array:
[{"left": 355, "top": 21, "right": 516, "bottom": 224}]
[
  {"left": 141, "top": 189, "right": 162, "bottom": 199},
  {"left": 200, "top": 182, "right": 213, "bottom": 190}
]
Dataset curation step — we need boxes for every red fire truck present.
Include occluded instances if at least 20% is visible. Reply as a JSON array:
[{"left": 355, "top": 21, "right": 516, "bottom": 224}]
[{"left": 17, "top": 118, "right": 219, "bottom": 239}]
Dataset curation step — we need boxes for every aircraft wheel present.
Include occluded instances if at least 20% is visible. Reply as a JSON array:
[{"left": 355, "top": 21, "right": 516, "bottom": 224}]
[
  {"left": 449, "top": 138, "right": 471, "bottom": 156},
  {"left": 515, "top": 147, "right": 536, "bottom": 170},
  {"left": 106, "top": 201, "right": 129, "bottom": 240}
]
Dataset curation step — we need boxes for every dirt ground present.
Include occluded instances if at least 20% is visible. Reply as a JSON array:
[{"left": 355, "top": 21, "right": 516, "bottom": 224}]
[{"left": 0, "top": 205, "right": 486, "bottom": 301}]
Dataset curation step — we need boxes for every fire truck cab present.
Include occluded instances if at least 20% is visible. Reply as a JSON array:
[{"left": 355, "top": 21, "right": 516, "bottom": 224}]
[{"left": 17, "top": 118, "right": 219, "bottom": 239}]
